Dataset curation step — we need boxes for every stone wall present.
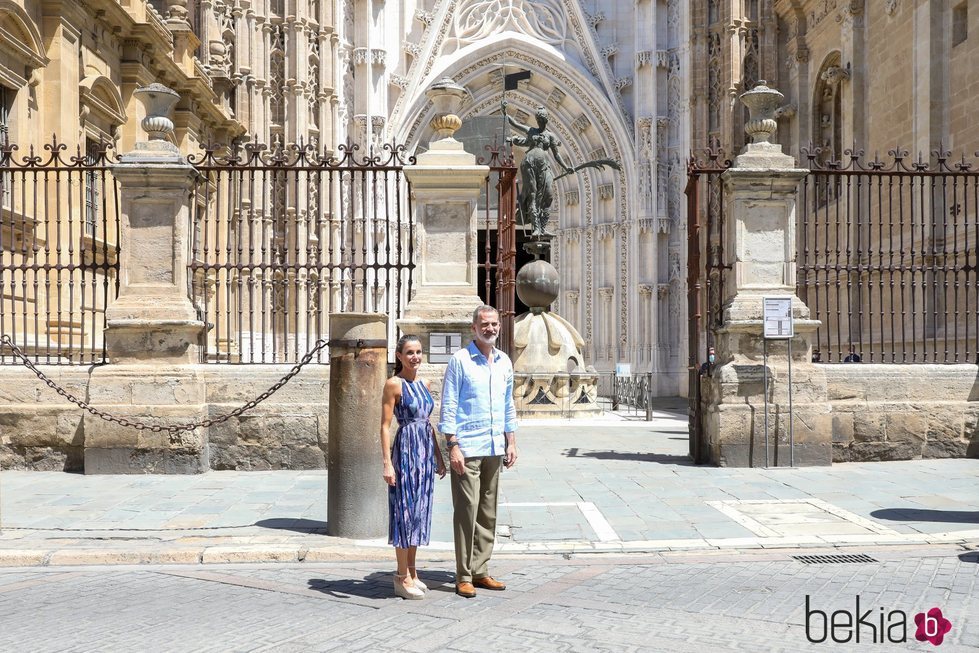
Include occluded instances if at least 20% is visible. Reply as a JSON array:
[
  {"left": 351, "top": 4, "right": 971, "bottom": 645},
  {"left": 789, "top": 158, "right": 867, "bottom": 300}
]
[
  {"left": 0, "top": 366, "right": 331, "bottom": 472},
  {"left": 826, "top": 364, "right": 979, "bottom": 462}
]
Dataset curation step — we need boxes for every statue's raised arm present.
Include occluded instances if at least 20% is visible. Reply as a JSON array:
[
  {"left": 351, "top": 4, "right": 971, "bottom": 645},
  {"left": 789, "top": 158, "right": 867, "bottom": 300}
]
[{"left": 501, "top": 100, "right": 531, "bottom": 134}]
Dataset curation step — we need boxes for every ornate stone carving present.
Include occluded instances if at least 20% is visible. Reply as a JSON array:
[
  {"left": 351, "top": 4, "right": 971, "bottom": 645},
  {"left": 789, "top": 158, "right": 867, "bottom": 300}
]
[
  {"left": 597, "top": 222, "right": 617, "bottom": 240},
  {"left": 636, "top": 50, "right": 652, "bottom": 67},
  {"left": 560, "top": 117, "right": 587, "bottom": 139},
  {"left": 820, "top": 64, "right": 851, "bottom": 87},
  {"left": 565, "top": 190, "right": 580, "bottom": 207},
  {"left": 586, "top": 11, "right": 605, "bottom": 30},
  {"left": 601, "top": 44, "right": 618, "bottom": 60},
  {"left": 454, "top": 0, "right": 567, "bottom": 45},
  {"left": 390, "top": 74, "right": 409, "bottom": 90},
  {"left": 638, "top": 283, "right": 655, "bottom": 297},
  {"left": 564, "top": 227, "right": 581, "bottom": 242},
  {"left": 415, "top": 9, "right": 434, "bottom": 27},
  {"left": 565, "top": 290, "right": 579, "bottom": 304},
  {"left": 598, "top": 184, "right": 614, "bottom": 201},
  {"left": 598, "top": 286, "right": 614, "bottom": 300},
  {"left": 884, "top": 0, "right": 899, "bottom": 16},
  {"left": 589, "top": 146, "right": 607, "bottom": 161},
  {"left": 614, "top": 77, "right": 633, "bottom": 92},
  {"left": 547, "top": 88, "right": 566, "bottom": 107},
  {"left": 402, "top": 41, "right": 421, "bottom": 58}
]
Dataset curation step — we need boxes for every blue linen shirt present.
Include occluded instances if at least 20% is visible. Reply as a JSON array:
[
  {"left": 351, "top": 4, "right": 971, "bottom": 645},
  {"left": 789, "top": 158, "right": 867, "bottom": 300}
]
[{"left": 438, "top": 341, "right": 519, "bottom": 458}]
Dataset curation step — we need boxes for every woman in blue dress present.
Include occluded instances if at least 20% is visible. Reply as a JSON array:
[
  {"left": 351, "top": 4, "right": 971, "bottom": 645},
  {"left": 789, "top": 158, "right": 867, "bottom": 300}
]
[{"left": 380, "top": 334, "right": 445, "bottom": 600}]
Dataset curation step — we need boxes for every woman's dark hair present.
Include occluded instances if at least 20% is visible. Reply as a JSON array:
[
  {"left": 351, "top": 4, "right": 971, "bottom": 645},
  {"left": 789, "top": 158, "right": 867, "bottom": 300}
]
[{"left": 393, "top": 334, "right": 422, "bottom": 376}]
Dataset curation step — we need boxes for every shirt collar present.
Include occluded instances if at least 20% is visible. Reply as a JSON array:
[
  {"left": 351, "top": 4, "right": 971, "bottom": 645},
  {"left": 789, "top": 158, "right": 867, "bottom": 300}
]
[{"left": 467, "top": 340, "right": 499, "bottom": 362}]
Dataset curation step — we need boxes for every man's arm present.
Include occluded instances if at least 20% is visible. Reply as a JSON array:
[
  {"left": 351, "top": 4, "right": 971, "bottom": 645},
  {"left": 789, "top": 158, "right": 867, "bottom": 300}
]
[
  {"left": 438, "top": 356, "right": 466, "bottom": 475},
  {"left": 503, "top": 367, "right": 518, "bottom": 468}
]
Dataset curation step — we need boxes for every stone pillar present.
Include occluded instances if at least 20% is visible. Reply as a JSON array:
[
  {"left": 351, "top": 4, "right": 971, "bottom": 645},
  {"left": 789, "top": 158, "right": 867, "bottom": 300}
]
[
  {"left": 704, "top": 82, "right": 830, "bottom": 467},
  {"left": 398, "top": 77, "right": 488, "bottom": 360},
  {"left": 85, "top": 84, "right": 209, "bottom": 474},
  {"left": 326, "top": 313, "right": 388, "bottom": 538}
]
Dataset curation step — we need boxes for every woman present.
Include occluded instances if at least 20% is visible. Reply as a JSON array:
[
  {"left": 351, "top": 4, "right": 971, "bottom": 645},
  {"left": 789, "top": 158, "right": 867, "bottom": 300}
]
[{"left": 380, "top": 334, "right": 446, "bottom": 600}]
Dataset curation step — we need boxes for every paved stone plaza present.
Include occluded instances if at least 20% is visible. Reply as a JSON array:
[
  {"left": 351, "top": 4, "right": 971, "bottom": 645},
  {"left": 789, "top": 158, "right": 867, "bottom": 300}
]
[
  {"left": 0, "top": 548, "right": 977, "bottom": 652},
  {"left": 1, "top": 410, "right": 979, "bottom": 650}
]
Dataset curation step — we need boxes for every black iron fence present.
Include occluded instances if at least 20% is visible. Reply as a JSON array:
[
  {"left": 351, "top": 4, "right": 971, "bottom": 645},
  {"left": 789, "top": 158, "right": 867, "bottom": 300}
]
[
  {"left": 0, "top": 139, "right": 120, "bottom": 364},
  {"left": 688, "top": 145, "right": 979, "bottom": 365},
  {"left": 799, "top": 147, "right": 979, "bottom": 363},
  {"left": 188, "top": 141, "right": 415, "bottom": 363}
]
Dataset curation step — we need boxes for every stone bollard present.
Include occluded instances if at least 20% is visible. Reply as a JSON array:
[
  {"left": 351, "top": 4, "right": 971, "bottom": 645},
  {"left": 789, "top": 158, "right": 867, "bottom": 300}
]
[{"left": 327, "top": 313, "right": 389, "bottom": 538}]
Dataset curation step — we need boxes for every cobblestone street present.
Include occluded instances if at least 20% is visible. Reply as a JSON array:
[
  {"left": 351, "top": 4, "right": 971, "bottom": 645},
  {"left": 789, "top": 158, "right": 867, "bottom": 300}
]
[{"left": 1, "top": 546, "right": 977, "bottom": 652}]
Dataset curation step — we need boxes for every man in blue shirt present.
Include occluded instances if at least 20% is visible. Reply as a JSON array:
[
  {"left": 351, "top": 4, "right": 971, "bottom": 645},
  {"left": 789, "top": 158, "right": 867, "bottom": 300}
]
[{"left": 439, "top": 305, "right": 519, "bottom": 598}]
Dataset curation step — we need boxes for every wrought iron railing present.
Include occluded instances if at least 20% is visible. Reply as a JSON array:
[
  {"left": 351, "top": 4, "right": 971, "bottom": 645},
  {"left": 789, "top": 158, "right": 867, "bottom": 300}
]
[
  {"left": 0, "top": 138, "right": 120, "bottom": 364},
  {"left": 187, "top": 141, "right": 415, "bottom": 364},
  {"left": 799, "top": 146, "right": 979, "bottom": 363},
  {"left": 688, "top": 145, "right": 979, "bottom": 365}
]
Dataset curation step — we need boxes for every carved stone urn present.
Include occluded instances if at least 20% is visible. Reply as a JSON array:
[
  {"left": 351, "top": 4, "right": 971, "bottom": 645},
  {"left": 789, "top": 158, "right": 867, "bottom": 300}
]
[
  {"left": 739, "top": 80, "right": 784, "bottom": 145},
  {"left": 425, "top": 77, "right": 467, "bottom": 140}
]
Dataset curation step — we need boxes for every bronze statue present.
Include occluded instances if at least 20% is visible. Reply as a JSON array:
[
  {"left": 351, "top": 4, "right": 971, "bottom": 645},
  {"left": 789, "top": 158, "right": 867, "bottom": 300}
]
[{"left": 502, "top": 100, "right": 620, "bottom": 238}]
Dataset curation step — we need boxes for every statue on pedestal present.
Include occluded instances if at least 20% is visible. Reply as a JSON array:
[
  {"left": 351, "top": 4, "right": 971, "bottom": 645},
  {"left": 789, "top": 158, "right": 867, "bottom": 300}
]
[{"left": 501, "top": 100, "right": 621, "bottom": 239}]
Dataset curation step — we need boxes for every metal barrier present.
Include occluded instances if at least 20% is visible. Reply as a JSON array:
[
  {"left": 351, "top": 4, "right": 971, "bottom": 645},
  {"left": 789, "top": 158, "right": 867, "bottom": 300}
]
[
  {"left": 596, "top": 372, "right": 654, "bottom": 420},
  {"left": 0, "top": 138, "right": 120, "bottom": 364},
  {"left": 688, "top": 144, "right": 979, "bottom": 365},
  {"left": 187, "top": 141, "right": 415, "bottom": 363}
]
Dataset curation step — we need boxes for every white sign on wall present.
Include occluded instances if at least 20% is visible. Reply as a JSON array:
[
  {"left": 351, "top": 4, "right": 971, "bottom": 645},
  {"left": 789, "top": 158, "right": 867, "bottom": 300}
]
[
  {"left": 428, "top": 332, "right": 462, "bottom": 363},
  {"left": 763, "top": 297, "right": 794, "bottom": 339}
]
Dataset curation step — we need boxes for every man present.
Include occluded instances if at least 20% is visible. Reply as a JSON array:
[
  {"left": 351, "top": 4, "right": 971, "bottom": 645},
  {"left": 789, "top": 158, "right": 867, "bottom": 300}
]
[{"left": 438, "top": 305, "right": 518, "bottom": 598}]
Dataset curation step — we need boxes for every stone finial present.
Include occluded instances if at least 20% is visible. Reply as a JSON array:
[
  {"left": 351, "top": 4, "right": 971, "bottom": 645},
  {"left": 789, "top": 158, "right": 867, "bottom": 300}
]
[
  {"left": 134, "top": 83, "right": 180, "bottom": 143},
  {"left": 739, "top": 80, "right": 783, "bottom": 145},
  {"left": 425, "top": 77, "right": 468, "bottom": 141}
]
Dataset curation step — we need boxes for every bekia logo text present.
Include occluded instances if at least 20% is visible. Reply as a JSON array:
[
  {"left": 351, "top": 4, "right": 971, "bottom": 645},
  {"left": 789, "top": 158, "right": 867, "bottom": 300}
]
[{"left": 806, "top": 596, "right": 952, "bottom": 646}]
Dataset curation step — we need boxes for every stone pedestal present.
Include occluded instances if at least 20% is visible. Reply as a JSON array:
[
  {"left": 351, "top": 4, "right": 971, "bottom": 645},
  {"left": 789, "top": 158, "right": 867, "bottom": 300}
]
[
  {"left": 398, "top": 78, "right": 488, "bottom": 358},
  {"left": 84, "top": 85, "right": 208, "bottom": 473},
  {"left": 703, "top": 82, "right": 830, "bottom": 467}
]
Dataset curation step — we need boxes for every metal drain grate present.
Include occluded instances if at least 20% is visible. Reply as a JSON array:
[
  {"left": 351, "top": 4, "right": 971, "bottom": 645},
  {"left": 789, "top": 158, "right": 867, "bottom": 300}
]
[{"left": 793, "top": 554, "right": 878, "bottom": 564}]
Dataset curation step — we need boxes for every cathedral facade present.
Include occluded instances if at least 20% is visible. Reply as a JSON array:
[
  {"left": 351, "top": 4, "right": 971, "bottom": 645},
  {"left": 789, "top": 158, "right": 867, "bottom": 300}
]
[{"left": 3, "top": 0, "right": 976, "bottom": 395}]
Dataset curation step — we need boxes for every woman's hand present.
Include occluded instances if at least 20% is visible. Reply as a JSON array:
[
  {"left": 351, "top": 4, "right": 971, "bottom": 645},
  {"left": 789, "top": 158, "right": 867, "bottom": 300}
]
[
  {"left": 435, "top": 455, "right": 446, "bottom": 479},
  {"left": 382, "top": 461, "right": 396, "bottom": 486}
]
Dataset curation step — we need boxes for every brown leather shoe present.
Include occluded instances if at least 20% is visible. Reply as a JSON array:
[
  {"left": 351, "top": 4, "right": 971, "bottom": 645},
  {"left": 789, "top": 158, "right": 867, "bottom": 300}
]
[
  {"left": 473, "top": 576, "right": 506, "bottom": 591},
  {"left": 455, "top": 582, "right": 476, "bottom": 598}
]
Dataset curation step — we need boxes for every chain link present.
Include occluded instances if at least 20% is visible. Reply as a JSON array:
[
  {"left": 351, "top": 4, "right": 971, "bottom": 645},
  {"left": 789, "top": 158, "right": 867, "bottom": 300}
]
[{"left": 0, "top": 336, "right": 332, "bottom": 444}]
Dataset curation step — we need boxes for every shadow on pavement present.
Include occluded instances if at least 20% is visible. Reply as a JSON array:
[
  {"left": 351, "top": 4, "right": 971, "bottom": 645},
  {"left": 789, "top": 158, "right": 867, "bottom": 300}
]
[
  {"left": 959, "top": 552, "right": 979, "bottom": 564},
  {"left": 307, "top": 569, "right": 455, "bottom": 600},
  {"left": 870, "top": 509, "right": 979, "bottom": 524},
  {"left": 255, "top": 518, "right": 329, "bottom": 533},
  {"left": 564, "top": 448, "right": 693, "bottom": 465}
]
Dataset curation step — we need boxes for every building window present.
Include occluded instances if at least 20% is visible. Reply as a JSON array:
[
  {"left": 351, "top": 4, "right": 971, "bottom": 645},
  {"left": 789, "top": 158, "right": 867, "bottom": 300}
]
[
  {"left": 84, "top": 138, "right": 100, "bottom": 237},
  {"left": 953, "top": 2, "right": 968, "bottom": 47}
]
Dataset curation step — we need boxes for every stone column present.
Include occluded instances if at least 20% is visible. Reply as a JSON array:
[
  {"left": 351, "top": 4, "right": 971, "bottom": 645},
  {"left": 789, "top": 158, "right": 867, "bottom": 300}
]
[
  {"left": 327, "top": 313, "right": 388, "bottom": 538},
  {"left": 85, "top": 84, "right": 209, "bottom": 474},
  {"left": 398, "top": 78, "right": 488, "bottom": 360},
  {"left": 704, "top": 82, "right": 830, "bottom": 467}
]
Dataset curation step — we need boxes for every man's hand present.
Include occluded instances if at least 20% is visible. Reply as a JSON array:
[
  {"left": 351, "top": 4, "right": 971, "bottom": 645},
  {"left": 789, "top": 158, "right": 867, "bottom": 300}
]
[
  {"left": 449, "top": 446, "right": 466, "bottom": 476},
  {"left": 504, "top": 442, "right": 518, "bottom": 469}
]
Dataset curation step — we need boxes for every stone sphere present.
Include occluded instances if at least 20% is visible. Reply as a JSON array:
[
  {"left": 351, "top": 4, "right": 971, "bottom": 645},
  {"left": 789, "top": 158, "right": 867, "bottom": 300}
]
[{"left": 516, "top": 259, "right": 560, "bottom": 309}]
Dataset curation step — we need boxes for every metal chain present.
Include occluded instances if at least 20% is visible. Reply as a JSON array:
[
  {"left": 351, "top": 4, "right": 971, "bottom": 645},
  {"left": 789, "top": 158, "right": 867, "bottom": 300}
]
[{"left": 0, "top": 336, "right": 331, "bottom": 444}]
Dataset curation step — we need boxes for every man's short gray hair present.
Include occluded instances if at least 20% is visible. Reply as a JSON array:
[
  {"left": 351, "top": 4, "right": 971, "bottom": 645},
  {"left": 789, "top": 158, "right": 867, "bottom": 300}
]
[{"left": 472, "top": 304, "right": 499, "bottom": 324}]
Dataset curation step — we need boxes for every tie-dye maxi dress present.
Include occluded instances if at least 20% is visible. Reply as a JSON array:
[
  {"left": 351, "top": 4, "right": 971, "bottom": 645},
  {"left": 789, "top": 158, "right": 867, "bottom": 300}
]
[{"left": 388, "top": 378, "right": 436, "bottom": 548}]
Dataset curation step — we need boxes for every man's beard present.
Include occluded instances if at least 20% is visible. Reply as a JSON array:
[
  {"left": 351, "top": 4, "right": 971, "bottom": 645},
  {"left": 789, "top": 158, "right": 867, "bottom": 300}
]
[{"left": 475, "top": 332, "right": 498, "bottom": 347}]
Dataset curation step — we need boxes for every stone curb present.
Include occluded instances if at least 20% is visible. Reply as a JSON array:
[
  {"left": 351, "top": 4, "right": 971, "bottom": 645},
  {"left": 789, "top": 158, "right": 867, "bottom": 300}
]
[{"left": 1, "top": 533, "right": 976, "bottom": 568}]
